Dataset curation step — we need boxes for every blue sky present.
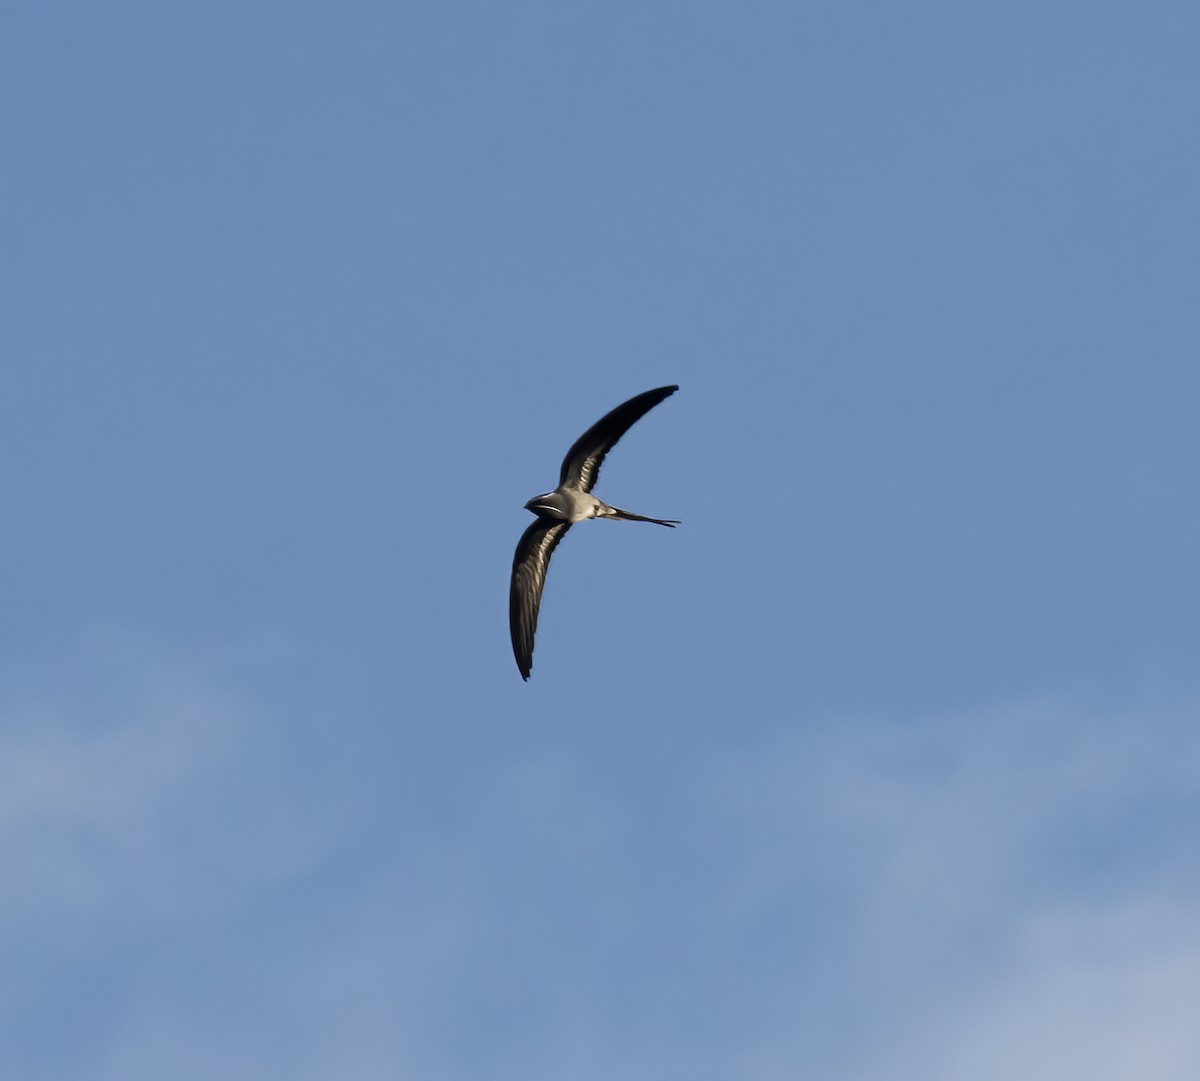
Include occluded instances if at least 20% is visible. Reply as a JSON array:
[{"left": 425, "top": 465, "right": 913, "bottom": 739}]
[{"left": 3, "top": 2, "right": 1199, "bottom": 1077}]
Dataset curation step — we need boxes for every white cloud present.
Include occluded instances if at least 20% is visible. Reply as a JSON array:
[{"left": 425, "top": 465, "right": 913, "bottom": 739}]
[
  {"left": 4, "top": 644, "right": 1198, "bottom": 1081},
  {"left": 710, "top": 696, "right": 1200, "bottom": 1081},
  {"left": 0, "top": 630, "right": 343, "bottom": 923},
  {"left": 918, "top": 901, "right": 1200, "bottom": 1081}
]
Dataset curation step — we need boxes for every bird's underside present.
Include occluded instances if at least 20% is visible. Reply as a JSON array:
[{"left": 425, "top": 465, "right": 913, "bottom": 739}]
[{"left": 509, "top": 385, "right": 679, "bottom": 681}]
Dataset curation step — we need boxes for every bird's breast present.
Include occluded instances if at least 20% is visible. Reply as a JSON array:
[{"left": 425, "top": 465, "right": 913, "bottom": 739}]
[{"left": 560, "top": 489, "right": 604, "bottom": 523}]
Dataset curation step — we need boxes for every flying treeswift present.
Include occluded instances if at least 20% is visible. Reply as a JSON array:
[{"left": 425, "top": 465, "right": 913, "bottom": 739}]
[{"left": 509, "top": 385, "right": 679, "bottom": 681}]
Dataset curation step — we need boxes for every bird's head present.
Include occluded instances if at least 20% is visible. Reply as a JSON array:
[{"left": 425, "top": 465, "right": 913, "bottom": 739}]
[{"left": 525, "top": 492, "right": 565, "bottom": 518}]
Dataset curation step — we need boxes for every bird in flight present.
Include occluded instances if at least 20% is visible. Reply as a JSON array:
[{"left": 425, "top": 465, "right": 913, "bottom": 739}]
[{"left": 510, "top": 385, "right": 679, "bottom": 681}]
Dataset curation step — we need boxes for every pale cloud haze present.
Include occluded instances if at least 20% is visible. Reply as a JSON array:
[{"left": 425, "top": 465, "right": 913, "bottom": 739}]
[{"left": 3, "top": 635, "right": 1197, "bottom": 1078}]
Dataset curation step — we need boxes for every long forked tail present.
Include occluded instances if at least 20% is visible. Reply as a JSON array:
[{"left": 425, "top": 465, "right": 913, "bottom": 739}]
[{"left": 603, "top": 505, "right": 680, "bottom": 528}]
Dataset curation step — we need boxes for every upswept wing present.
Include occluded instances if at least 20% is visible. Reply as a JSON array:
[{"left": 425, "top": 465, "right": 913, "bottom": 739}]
[
  {"left": 558, "top": 385, "right": 678, "bottom": 492},
  {"left": 509, "top": 518, "right": 571, "bottom": 681}
]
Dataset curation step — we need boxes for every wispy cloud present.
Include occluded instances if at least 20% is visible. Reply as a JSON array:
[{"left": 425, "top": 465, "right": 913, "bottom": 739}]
[
  {"left": 4, "top": 639, "right": 1198, "bottom": 1080},
  {"left": 711, "top": 696, "right": 1200, "bottom": 1080},
  {"left": 920, "top": 901, "right": 1200, "bottom": 1081},
  {"left": 1, "top": 633, "right": 336, "bottom": 924}
]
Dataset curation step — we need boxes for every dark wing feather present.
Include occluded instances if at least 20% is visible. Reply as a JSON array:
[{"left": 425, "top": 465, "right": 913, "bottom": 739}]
[
  {"left": 510, "top": 518, "right": 571, "bottom": 680},
  {"left": 558, "top": 385, "right": 678, "bottom": 492}
]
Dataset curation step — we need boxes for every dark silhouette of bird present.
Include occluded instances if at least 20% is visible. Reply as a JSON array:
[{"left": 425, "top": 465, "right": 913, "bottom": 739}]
[{"left": 510, "top": 385, "right": 679, "bottom": 681}]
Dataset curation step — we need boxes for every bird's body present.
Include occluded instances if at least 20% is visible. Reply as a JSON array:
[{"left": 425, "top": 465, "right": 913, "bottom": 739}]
[
  {"left": 524, "top": 487, "right": 603, "bottom": 522},
  {"left": 523, "top": 487, "right": 678, "bottom": 525},
  {"left": 510, "top": 385, "right": 679, "bottom": 681}
]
